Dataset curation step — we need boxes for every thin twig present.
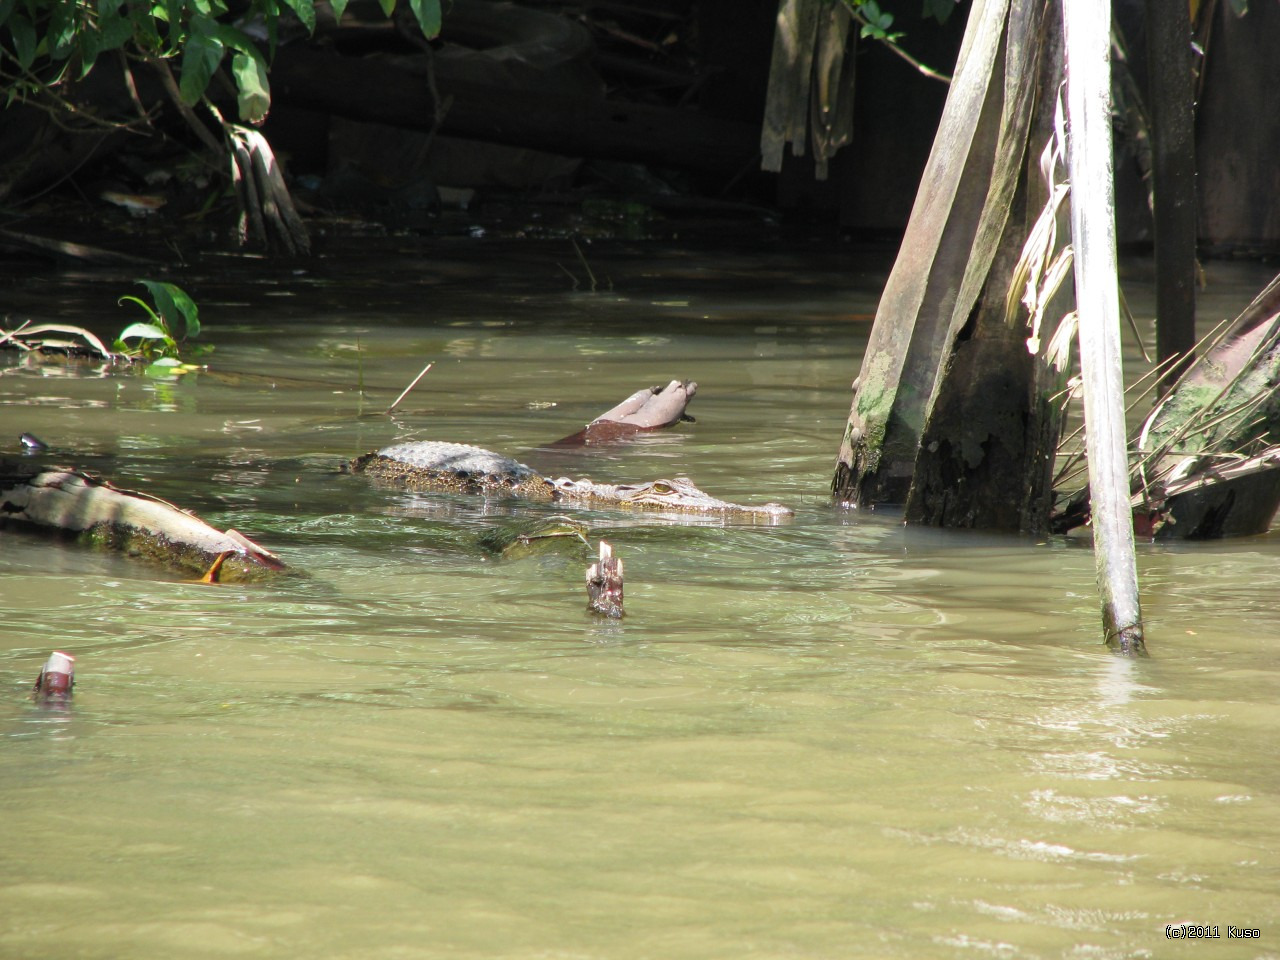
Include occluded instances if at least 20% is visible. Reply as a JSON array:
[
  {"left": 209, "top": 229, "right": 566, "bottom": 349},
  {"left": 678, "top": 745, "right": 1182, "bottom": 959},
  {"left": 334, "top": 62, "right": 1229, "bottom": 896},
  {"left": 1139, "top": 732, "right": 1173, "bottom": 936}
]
[
  {"left": 572, "top": 238, "right": 598, "bottom": 291},
  {"left": 386, "top": 362, "right": 434, "bottom": 415},
  {"left": 116, "top": 48, "right": 151, "bottom": 125},
  {"left": 841, "top": 3, "right": 952, "bottom": 83},
  {"left": 556, "top": 263, "right": 581, "bottom": 289},
  {"left": 1118, "top": 284, "right": 1150, "bottom": 363},
  {"left": 0, "top": 61, "right": 154, "bottom": 133},
  {"left": 356, "top": 336, "right": 364, "bottom": 399},
  {"left": 152, "top": 59, "right": 224, "bottom": 158}
]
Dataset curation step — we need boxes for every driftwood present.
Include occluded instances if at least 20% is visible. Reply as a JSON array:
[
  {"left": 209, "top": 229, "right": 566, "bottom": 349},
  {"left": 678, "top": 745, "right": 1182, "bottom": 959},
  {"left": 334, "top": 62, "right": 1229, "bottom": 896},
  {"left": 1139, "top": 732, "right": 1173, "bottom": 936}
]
[
  {"left": 1144, "top": 452, "right": 1280, "bottom": 539},
  {"left": 1135, "top": 272, "right": 1280, "bottom": 539},
  {"left": 0, "top": 228, "right": 154, "bottom": 267},
  {"left": 0, "top": 465, "right": 286, "bottom": 582}
]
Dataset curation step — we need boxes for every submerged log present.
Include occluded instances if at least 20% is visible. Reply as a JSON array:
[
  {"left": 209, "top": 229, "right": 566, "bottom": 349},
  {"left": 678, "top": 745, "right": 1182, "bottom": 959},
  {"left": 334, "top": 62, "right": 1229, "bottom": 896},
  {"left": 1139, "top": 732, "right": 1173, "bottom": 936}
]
[{"left": 0, "top": 466, "right": 286, "bottom": 582}]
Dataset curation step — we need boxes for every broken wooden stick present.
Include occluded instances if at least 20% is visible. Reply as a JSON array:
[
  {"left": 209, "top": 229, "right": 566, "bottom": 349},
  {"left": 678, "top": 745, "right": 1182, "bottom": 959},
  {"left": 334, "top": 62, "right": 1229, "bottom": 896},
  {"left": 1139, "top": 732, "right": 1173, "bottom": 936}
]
[
  {"left": 33, "top": 651, "right": 75, "bottom": 702},
  {"left": 586, "top": 540, "right": 624, "bottom": 618},
  {"left": 1064, "top": 0, "right": 1145, "bottom": 655},
  {"left": 387, "top": 361, "right": 434, "bottom": 414}
]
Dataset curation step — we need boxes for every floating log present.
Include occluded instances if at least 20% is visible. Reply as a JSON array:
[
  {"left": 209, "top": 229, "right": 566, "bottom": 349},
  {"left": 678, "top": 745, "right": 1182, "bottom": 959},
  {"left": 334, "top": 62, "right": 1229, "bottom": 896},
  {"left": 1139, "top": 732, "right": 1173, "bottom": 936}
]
[{"left": 0, "top": 465, "right": 287, "bottom": 582}]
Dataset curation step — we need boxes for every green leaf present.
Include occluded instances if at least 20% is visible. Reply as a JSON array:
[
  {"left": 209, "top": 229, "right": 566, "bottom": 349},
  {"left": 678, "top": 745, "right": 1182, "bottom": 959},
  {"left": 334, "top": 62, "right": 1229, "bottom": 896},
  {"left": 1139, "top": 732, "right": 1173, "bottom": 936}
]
[
  {"left": 178, "top": 27, "right": 223, "bottom": 105},
  {"left": 117, "top": 321, "right": 173, "bottom": 341},
  {"left": 921, "top": 0, "right": 956, "bottom": 23},
  {"left": 138, "top": 280, "right": 200, "bottom": 340},
  {"left": 162, "top": 0, "right": 183, "bottom": 47},
  {"left": 231, "top": 49, "right": 271, "bottom": 123},
  {"left": 210, "top": 23, "right": 259, "bottom": 57},
  {"left": 118, "top": 294, "right": 161, "bottom": 324},
  {"left": 378, "top": 0, "right": 396, "bottom": 17},
  {"left": 9, "top": 13, "right": 36, "bottom": 70},
  {"left": 144, "top": 357, "right": 184, "bottom": 377},
  {"left": 280, "top": 0, "right": 316, "bottom": 33},
  {"left": 80, "top": 13, "right": 136, "bottom": 77},
  {"left": 127, "top": 3, "right": 163, "bottom": 53},
  {"left": 47, "top": 2, "right": 78, "bottom": 59},
  {"left": 408, "top": 0, "right": 441, "bottom": 38},
  {"left": 330, "top": 0, "right": 350, "bottom": 22}
]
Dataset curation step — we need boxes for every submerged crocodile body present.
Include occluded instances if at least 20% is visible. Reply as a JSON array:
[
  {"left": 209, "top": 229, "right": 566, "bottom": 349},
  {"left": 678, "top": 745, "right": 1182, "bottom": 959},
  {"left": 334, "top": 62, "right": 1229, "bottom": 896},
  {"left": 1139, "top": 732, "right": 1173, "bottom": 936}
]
[{"left": 350, "top": 440, "right": 793, "bottom": 519}]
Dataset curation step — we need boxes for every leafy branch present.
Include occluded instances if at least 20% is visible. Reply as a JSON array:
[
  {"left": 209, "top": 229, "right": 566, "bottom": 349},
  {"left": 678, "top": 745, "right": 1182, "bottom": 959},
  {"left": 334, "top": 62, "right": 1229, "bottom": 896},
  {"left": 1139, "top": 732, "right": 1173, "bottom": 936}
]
[
  {"left": 838, "top": 0, "right": 954, "bottom": 84},
  {"left": 1, "top": 0, "right": 443, "bottom": 126}
]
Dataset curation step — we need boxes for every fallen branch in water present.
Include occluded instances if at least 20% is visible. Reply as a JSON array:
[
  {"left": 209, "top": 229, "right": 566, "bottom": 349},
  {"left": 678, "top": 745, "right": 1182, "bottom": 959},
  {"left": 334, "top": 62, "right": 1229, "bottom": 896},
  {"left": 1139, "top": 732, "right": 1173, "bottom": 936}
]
[{"left": 0, "top": 320, "right": 120, "bottom": 360}]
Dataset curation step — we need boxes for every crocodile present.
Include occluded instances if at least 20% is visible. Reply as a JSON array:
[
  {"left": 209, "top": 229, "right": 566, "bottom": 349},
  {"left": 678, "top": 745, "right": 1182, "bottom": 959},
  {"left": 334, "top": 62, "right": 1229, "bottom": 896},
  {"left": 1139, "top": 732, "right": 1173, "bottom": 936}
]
[{"left": 349, "top": 440, "right": 793, "bottom": 519}]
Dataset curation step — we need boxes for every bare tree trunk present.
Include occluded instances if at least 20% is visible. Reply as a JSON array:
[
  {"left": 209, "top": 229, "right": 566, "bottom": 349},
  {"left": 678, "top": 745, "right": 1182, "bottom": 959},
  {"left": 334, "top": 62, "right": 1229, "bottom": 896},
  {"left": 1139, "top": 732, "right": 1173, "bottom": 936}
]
[
  {"left": 832, "top": 0, "right": 1014, "bottom": 509},
  {"left": 832, "top": 0, "right": 1068, "bottom": 534},
  {"left": 905, "top": 0, "right": 1067, "bottom": 532}
]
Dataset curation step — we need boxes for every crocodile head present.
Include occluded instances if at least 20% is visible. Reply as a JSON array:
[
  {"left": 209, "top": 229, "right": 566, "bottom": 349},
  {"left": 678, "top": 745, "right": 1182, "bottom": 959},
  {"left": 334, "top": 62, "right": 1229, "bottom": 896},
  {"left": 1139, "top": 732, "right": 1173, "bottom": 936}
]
[{"left": 553, "top": 475, "right": 793, "bottom": 520}]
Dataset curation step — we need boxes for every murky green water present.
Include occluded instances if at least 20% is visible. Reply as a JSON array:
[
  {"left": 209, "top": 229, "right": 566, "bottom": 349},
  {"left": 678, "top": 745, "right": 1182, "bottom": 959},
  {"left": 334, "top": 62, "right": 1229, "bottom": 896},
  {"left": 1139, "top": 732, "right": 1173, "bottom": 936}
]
[{"left": 2, "top": 238, "right": 1278, "bottom": 958}]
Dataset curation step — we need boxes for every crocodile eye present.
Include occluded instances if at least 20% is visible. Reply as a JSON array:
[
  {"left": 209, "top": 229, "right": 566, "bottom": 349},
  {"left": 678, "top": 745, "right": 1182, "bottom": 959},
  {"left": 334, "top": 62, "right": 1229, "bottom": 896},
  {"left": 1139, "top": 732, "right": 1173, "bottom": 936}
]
[{"left": 650, "top": 481, "right": 674, "bottom": 495}]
